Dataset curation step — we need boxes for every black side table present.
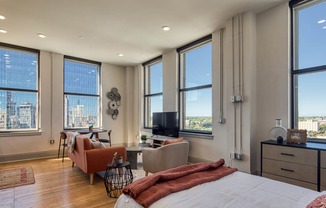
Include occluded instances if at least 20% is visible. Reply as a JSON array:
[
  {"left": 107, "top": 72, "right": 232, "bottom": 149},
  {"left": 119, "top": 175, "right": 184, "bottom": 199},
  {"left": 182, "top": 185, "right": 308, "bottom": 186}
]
[{"left": 103, "top": 161, "right": 133, "bottom": 198}]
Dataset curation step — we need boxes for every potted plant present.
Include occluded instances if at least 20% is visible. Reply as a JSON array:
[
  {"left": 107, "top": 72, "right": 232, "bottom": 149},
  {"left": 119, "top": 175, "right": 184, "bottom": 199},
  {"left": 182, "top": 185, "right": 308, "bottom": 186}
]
[{"left": 141, "top": 135, "right": 147, "bottom": 143}]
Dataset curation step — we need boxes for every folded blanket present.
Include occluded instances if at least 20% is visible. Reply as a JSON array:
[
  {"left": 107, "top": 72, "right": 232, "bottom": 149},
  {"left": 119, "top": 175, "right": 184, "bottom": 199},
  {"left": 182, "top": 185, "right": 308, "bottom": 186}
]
[
  {"left": 123, "top": 159, "right": 237, "bottom": 207},
  {"left": 67, "top": 131, "right": 79, "bottom": 153}
]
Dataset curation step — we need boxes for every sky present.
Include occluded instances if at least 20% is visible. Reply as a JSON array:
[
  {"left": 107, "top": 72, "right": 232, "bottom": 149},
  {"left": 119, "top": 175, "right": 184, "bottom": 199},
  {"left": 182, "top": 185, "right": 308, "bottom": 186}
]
[
  {"left": 150, "top": 43, "right": 212, "bottom": 117},
  {"left": 0, "top": 49, "right": 37, "bottom": 111},
  {"left": 297, "top": 1, "right": 326, "bottom": 116}
]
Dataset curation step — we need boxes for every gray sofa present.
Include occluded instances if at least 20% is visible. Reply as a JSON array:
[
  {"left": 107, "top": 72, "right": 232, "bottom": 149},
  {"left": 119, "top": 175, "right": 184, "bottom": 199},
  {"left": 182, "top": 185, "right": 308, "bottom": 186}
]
[{"left": 142, "top": 141, "right": 189, "bottom": 176}]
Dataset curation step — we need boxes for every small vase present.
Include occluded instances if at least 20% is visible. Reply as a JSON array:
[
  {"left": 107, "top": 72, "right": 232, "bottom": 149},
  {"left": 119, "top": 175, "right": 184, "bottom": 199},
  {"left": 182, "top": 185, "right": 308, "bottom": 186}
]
[{"left": 118, "top": 158, "right": 123, "bottom": 164}]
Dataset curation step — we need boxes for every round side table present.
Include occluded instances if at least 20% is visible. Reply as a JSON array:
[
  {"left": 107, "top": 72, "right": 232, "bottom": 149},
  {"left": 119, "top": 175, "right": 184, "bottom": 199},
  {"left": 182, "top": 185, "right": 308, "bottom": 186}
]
[{"left": 103, "top": 161, "right": 133, "bottom": 198}]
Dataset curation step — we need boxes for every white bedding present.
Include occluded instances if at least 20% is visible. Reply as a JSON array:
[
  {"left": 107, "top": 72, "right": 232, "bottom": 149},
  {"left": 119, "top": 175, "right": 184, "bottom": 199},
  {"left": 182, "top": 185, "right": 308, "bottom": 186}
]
[{"left": 115, "top": 171, "right": 324, "bottom": 208}]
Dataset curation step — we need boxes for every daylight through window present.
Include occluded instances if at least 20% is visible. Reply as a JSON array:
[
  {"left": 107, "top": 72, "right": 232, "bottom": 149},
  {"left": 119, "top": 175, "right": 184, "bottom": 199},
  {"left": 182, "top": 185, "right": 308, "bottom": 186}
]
[
  {"left": 292, "top": 0, "right": 326, "bottom": 140},
  {"left": 0, "top": 44, "right": 39, "bottom": 132},
  {"left": 143, "top": 57, "right": 163, "bottom": 128},
  {"left": 178, "top": 36, "right": 212, "bottom": 134},
  {"left": 64, "top": 56, "right": 101, "bottom": 129}
]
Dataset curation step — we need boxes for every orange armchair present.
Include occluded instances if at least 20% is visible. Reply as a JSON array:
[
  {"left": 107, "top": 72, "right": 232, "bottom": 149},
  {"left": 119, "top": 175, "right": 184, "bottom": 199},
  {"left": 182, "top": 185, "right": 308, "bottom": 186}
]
[{"left": 66, "top": 132, "right": 126, "bottom": 184}]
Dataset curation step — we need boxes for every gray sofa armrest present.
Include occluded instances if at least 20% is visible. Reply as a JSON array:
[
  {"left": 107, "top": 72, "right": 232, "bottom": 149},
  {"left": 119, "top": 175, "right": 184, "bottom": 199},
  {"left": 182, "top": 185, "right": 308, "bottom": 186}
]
[{"left": 142, "top": 142, "right": 189, "bottom": 174}]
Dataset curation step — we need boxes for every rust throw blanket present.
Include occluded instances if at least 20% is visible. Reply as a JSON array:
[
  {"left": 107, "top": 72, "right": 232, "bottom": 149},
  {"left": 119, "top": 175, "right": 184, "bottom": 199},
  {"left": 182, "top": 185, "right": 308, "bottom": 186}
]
[{"left": 123, "top": 159, "right": 237, "bottom": 207}]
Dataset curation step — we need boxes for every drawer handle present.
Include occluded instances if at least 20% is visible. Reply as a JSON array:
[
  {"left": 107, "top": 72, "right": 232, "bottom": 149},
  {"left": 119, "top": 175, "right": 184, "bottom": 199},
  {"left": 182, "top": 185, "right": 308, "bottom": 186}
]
[
  {"left": 280, "top": 153, "right": 294, "bottom": 157},
  {"left": 280, "top": 168, "right": 294, "bottom": 173}
]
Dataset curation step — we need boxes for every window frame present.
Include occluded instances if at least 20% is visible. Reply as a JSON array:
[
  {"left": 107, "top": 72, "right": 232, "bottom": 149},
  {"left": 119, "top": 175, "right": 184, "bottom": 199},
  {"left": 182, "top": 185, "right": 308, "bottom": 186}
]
[
  {"left": 177, "top": 35, "right": 213, "bottom": 135},
  {"left": 0, "top": 42, "right": 40, "bottom": 133},
  {"left": 143, "top": 56, "right": 163, "bottom": 129},
  {"left": 63, "top": 55, "right": 102, "bottom": 130},
  {"left": 290, "top": 0, "right": 326, "bottom": 141}
]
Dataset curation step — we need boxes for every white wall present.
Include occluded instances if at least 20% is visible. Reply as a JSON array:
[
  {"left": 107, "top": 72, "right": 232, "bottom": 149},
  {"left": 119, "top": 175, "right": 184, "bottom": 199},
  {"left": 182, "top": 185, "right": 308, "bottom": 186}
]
[
  {"left": 0, "top": 2, "right": 290, "bottom": 173},
  {"left": 0, "top": 52, "right": 130, "bottom": 162},
  {"left": 256, "top": 3, "right": 290, "bottom": 172},
  {"left": 138, "top": 4, "right": 289, "bottom": 173}
]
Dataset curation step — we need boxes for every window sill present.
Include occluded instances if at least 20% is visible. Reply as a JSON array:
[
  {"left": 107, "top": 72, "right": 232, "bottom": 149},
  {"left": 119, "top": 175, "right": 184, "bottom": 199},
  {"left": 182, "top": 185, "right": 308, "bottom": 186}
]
[
  {"left": 307, "top": 138, "right": 326, "bottom": 144},
  {"left": 179, "top": 131, "right": 213, "bottom": 140},
  {"left": 0, "top": 130, "right": 42, "bottom": 137}
]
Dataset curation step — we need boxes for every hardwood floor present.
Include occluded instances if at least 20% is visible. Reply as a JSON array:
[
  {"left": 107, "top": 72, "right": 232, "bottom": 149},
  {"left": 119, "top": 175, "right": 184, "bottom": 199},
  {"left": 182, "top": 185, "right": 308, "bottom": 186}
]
[{"left": 0, "top": 157, "right": 118, "bottom": 208}]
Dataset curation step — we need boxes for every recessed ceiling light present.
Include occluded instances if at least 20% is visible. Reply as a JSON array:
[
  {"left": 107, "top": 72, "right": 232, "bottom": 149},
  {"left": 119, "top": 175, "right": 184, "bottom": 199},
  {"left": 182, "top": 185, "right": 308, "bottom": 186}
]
[
  {"left": 117, "top": 53, "right": 124, "bottom": 57},
  {"left": 0, "top": 15, "right": 5, "bottom": 20},
  {"left": 323, "top": 26, "right": 326, "bottom": 29},
  {"left": 162, "top": 26, "right": 170, "bottom": 31},
  {"left": 318, "top": 19, "right": 326, "bottom": 24},
  {"left": 0, "top": 29, "right": 7, "bottom": 33},
  {"left": 38, "top": 33, "right": 46, "bottom": 38}
]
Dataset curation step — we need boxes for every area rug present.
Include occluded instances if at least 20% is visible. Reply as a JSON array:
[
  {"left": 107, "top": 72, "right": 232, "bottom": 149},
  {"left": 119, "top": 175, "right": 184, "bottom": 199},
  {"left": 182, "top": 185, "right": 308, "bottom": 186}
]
[{"left": 0, "top": 166, "right": 35, "bottom": 189}]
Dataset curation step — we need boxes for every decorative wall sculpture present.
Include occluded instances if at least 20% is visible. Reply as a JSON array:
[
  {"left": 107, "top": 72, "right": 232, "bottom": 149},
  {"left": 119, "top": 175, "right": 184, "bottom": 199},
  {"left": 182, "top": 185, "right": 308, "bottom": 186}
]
[{"left": 106, "top": 87, "right": 121, "bottom": 120}]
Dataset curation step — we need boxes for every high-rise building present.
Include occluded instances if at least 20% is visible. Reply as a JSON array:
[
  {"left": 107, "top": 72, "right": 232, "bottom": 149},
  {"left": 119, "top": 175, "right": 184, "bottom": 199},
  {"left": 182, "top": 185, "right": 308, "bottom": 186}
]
[
  {"left": 6, "top": 91, "right": 16, "bottom": 129},
  {"left": 19, "top": 102, "right": 36, "bottom": 128},
  {"left": 0, "top": 108, "right": 6, "bottom": 129},
  {"left": 71, "top": 100, "right": 84, "bottom": 127},
  {"left": 64, "top": 95, "right": 70, "bottom": 127}
]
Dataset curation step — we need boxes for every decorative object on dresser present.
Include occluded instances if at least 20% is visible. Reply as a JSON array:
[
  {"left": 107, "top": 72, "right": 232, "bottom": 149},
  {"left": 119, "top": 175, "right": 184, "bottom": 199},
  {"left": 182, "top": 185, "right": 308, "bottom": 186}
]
[
  {"left": 287, "top": 129, "right": 307, "bottom": 144},
  {"left": 261, "top": 140, "right": 326, "bottom": 191},
  {"left": 269, "top": 118, "right": 287, "bottom": 142}
]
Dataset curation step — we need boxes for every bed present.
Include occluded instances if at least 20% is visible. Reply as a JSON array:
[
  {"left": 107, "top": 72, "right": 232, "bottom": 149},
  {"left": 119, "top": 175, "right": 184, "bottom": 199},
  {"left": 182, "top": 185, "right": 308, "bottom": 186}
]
[{"left": 115, "top": 170, "right": 325, "bottom": 208}]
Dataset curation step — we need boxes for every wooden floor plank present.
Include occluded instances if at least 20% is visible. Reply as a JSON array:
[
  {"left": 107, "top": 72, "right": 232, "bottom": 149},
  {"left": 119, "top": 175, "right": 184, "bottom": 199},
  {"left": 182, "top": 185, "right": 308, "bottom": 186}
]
[{"left": 0, "top": 157, "right": 118, "bottom": 208}]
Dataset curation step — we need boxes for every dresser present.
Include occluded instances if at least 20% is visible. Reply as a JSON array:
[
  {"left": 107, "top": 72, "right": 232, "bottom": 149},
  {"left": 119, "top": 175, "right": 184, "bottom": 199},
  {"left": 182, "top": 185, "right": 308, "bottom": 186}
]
[{"left": 261, "top": 140, "right": 326, "bottom": 191}]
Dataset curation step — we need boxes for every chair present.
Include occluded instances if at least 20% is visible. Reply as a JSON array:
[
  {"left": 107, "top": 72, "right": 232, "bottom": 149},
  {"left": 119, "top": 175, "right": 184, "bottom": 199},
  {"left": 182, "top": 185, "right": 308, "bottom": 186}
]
[
  {"left": 66, "top": 132, "right": 125, "bottom": 184},
  {"left": 99, "top": 130, "right": 112, "bottom": 147},
  {"left": 57, "top": 131, "right": 67, "bottom": 162},
  {"left": 142, "top": 141, "right": 189, "bottom": 176}
]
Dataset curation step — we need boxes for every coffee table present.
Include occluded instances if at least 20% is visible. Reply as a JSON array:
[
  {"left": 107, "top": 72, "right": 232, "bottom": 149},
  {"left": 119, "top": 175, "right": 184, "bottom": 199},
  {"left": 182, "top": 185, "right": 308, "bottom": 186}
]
[{"left": 126, "top": 146, "right": 143, "bottom": 169}]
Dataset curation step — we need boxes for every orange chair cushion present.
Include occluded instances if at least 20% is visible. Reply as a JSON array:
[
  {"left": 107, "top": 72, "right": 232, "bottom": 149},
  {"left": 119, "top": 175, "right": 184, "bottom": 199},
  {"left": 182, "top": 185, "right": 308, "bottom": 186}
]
[{"left": 162, "top": 137, "right": 184, "bottom": 145}]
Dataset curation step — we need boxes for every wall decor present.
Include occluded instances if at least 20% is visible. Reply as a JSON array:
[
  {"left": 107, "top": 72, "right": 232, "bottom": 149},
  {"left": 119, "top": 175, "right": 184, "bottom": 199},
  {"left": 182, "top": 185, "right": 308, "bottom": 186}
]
[{"left": 106, "top": 87, "right": 121, "bottom": 120}]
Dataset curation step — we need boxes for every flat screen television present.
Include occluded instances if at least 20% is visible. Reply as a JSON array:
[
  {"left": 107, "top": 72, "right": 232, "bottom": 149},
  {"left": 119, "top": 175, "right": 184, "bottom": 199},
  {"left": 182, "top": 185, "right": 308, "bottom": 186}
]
[{"left": 152, "top": 112, "right": 179, "bottom": 137}]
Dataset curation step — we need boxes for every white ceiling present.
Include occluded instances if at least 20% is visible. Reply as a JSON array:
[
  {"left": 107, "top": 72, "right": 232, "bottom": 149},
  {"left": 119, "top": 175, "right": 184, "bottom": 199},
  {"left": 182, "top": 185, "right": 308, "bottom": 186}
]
[{"left": 0, "top": 0, "right": 287, "bottom": 66}]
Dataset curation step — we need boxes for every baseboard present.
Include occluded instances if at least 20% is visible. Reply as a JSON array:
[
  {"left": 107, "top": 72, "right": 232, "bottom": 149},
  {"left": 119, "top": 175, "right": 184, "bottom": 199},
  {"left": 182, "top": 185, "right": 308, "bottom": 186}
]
[{"left": 0, "top": 150, "right": 58, "bottom": 164}]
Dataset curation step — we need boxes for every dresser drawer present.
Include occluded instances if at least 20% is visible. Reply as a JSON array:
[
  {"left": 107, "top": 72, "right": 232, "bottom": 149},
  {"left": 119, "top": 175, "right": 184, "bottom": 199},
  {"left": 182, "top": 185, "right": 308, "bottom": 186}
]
[
  {"left": 262, "top": 144, "right": 317, "bottom": 166},
  {"left": 263, "top": 173, "right": 318, "bottom": 191},
  {"left": 262, "top": 158, "right": 317, "bottom": 184},
  {"left": 321, "top": 151, "right": 326, "bottom": 168},
  {"left": 321, "top": 185, "right": 326, "bottom": 192},
  {"left": 320, "top": 168, "right": 326, "bottom": 186}
]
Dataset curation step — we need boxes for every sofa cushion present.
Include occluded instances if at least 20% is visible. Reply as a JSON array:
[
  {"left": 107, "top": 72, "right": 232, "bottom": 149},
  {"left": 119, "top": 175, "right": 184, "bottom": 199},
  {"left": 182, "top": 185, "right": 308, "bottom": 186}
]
[
  {"left": 91, "top": 141, "right": 110, "bottom": 149},
  {"left": 162, "top": 137, "right": 184, "bottom": 145},
  {"left": 83, "top": 137, "right": 93, "bottom": 150}
]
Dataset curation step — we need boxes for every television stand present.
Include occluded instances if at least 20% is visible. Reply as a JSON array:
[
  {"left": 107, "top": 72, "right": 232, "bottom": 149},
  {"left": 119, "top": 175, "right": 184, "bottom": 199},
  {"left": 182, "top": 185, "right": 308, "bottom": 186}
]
[{"left": 148, "top": 136, "right": 177, "bottom": 148}]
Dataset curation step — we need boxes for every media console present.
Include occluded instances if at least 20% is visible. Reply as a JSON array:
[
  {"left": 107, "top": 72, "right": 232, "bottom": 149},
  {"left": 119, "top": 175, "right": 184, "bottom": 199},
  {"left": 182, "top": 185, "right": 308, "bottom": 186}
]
[{"left": 148, "top": 136, "right": 177, "bottom": 148}]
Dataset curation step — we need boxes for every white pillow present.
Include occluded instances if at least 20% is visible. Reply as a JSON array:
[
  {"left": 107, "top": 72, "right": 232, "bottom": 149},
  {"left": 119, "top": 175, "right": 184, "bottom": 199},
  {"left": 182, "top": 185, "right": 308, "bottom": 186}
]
[{"left": 91, "top": 141, "right": 102, "bottom": 149}]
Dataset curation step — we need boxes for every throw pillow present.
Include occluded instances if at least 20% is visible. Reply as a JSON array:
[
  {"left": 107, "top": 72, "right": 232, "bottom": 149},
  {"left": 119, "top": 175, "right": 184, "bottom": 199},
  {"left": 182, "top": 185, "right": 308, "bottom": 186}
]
[
  {"left": 162, "top": 137, "right": 184, "bottom": 145},
  {"left": 91, "top": 141, "right": 102, "bottom": 149}
]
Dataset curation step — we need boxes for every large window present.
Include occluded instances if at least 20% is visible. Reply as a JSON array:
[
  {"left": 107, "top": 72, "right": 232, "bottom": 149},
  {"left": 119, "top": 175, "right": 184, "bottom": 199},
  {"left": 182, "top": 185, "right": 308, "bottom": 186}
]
[
  {"left": 0, "top": 43, "right": 39, "bottom": 131},
  {"left": 143, "top": 57, "right": 163, "bottom": 128},
  {"left": 64, "top": 56, "right": 101, "bottom": 129},
  {"left": 178, "top": 35, "right": 212, "bottom": 134},
  {"left": 292, "top": 0, "right": 326, "bottom": 140}
]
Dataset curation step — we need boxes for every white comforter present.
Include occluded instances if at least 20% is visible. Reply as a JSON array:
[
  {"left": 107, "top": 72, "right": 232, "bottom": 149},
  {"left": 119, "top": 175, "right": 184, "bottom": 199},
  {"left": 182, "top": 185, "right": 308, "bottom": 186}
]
[{"left": 115, "top": 171, "right": 324, "bottom": 208}]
